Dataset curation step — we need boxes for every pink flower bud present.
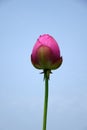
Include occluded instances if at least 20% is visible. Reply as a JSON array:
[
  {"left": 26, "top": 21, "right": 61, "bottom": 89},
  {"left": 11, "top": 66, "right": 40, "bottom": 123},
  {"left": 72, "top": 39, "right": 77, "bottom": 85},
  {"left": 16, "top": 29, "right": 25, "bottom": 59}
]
[{"left": 31, "top": 34, "right": 62, "bottom": 70}]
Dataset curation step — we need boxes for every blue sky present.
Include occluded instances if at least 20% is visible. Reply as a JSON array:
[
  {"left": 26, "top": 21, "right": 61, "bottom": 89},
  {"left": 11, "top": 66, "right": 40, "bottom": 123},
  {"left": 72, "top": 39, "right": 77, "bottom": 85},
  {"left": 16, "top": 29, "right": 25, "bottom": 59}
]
[{"left": 0, "top": 0, "right": 87, "bottom": 130}]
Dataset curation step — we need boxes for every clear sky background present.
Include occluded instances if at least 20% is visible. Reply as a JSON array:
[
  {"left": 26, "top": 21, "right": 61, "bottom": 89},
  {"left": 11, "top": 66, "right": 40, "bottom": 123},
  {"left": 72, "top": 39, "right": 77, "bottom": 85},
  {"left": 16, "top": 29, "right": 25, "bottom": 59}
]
[{"left": 0, "top": 0, "right": 87, "bottom": 130}]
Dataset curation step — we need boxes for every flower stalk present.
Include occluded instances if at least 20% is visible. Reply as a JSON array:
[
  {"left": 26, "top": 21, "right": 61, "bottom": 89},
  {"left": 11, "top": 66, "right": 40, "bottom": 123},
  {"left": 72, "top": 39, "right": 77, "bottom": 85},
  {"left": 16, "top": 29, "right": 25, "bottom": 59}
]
[{"left": 42, "top": 70, "right": 49, "bottom": 130}]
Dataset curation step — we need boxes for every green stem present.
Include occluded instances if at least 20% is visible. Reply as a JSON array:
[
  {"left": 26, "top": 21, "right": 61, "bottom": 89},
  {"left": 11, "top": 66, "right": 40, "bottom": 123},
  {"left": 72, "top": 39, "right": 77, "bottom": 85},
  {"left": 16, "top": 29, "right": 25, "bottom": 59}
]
[{"left": 42, "top": 70, "right": 49, "bottom": 130}]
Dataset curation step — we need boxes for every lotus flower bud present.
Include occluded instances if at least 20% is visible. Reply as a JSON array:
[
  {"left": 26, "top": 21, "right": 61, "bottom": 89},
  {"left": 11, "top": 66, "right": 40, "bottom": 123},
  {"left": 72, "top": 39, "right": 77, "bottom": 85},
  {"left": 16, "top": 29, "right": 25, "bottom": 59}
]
[{"left": 31, "top": 34, "right": 62, "bottom": 70}]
